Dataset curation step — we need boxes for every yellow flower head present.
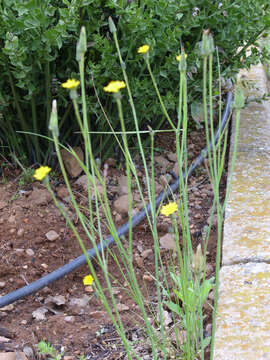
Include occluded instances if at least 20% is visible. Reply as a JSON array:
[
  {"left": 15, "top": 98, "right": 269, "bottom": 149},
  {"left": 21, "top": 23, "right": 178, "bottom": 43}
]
[
  {"left": 137, "top": 44, "right": 150, "bottom": 54},
  {"left": 160, "top": 202, "right": 178, "bottom": 217},
  {"left": 83, "top": 274, "right": 94, "bottom": 286},
  {"left": 176, "top": 53, "right": 188, "bottom": 61},
  {"left": 61, "top": 78, "right": 80, "bottom": 90},
  {"left": 33, "top": 166, "right": 51, "bottom": 181},
  {"left": 103, "top": 80, "right": 126, "bottom": 93}
]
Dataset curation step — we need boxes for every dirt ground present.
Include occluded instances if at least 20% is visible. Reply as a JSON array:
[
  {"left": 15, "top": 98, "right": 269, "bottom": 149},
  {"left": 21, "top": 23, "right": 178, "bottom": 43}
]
[{"left": 0, "top": 129, "right": 226, "bottom": 359}]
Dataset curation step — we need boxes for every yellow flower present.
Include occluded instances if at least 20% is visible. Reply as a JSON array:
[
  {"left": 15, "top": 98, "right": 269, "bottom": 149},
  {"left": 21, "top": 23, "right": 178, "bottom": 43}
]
[
  {"left": 61, "top": 78, "right": 80, "bottom": 90},
  {"left": 137, "top": 44, "right": 150, "bottom": 54},
  {"left": 103, "top": 80, "right": 126, "bottom": 93},
  {"left": 176, "top": 53, "right": 188, "bottom": 61},
  {"left": 83, "top": 275, "right": 94, "bottom": 286},
  {"left": 33, "top": 166, "right": 51, "bottom": 181},
  {"left": 160, "top": 202, "right": 178, "bottom": 217}
]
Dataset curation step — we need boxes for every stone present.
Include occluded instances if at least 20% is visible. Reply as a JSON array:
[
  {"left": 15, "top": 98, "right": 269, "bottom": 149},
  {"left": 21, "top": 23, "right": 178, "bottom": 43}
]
[
  {"left": 0, "top": 282, "right": 6, "bottom": 288},
  {"left": 64, "top": 316, "right": 75, "bottom": 323},
  {"left": 26, "top": 248, "right": 35, "bottom": 256},
  {"left": 141, "top": 249, "right": 153, "bottom": 259},
  {"left": 27, "top": 188, "right": 51, "bottom": 206},
  {"left": 0, "top": 201, "right": 8, "bottom": 210},
  {"left": 57, "top": 186, "right": 69, "bottom": 199},
  {"left": 60, "top": 146, "right": 84, "bottom": 178},
  {"left": 45, "top": 230, "right": 59, "bottom": 241},
  {"left": 155, "top": 155, "right": 170, "bottom": 171},
  {"left": 0, "top": 304, "right": 14, "bottom": 312},
  {"left": 0, "top": 353, "right": 27, "bottom": 360},
  {"left": 167, "top": 152, "right": 178, "bottom": 162},
  {"left": 116, "top": 303, "right": 129, "bottom": 312},
  {"left": 113, "top": 194, "right": 131, "bottom": 215},
  {"left": 17, "top": 228, "right": 24, "bottom": 237},
  {"left": 75, "top": 175, "right": 104, "bottom": 197},
  {"left": 118, "top": 175, "right": 129, "bottom": 195},
  {"left": 159, "top": 233, "right": 177, "bottom": 251}
]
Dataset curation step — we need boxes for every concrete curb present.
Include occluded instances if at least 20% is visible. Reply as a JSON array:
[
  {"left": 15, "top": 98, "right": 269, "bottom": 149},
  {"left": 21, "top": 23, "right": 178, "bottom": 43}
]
[{"left": 214, "top": 63, "right": 270, "bottom": 359}]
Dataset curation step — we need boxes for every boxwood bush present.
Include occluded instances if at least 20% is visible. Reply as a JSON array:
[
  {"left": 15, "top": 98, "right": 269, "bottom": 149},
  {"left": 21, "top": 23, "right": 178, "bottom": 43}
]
[{"left": 0, "top": 0, "right": 270, "bottom": 163}]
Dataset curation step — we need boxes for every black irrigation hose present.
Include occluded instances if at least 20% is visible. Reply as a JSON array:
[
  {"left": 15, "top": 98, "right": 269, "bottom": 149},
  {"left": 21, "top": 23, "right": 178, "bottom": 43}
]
[{"left": 0, "top": 92, "right": 233, "bottom": 308}]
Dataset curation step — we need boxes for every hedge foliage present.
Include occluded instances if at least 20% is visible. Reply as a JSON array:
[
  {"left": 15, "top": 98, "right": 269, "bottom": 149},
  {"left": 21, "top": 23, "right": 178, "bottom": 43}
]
[{"left": 0, "top": 0, "right": 270, "bottom": 163}]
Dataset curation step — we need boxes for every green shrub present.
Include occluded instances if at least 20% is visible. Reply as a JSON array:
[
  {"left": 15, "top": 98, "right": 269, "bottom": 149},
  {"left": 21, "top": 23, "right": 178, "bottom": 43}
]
[{"left": 0, "top": 0, "right": 269, "bottom": 163}]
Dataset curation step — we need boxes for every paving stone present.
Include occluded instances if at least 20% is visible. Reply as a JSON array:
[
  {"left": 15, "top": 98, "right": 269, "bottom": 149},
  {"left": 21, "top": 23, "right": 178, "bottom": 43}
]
[
  {"left": 223, "top": 63, "right": 270, "bottom": 265},
  {"left": 214, "top": 262, "right": 270, "bottom": 360}
]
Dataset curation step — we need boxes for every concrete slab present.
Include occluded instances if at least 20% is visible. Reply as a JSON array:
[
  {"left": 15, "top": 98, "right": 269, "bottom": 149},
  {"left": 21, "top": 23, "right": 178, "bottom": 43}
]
[
  {"left": 222, "top": 63, "right": 270, "bottom": 265},
  {"left": 214, "top": 262, "right": 270, "bottom": 360}
]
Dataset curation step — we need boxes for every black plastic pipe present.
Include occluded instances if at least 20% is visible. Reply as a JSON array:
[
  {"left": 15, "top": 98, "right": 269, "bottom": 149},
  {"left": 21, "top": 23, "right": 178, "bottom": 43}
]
[{"left": 0, "top": 92, "right": 233, "bottom": 308}]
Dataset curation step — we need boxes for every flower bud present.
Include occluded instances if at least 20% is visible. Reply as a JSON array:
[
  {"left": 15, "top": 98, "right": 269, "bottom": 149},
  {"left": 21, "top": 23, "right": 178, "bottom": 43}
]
[
  {"left": 200, "top": 29, "right": 214, "bottom": 57},
  {"left": 76, "top": 26, "right": 87, "bottom": 61},
  {"left": 49, "top": 99, "right": 59, "bottom": 138},
  {"left": 109, "top": 16, "right": 117, "bottom": 33},
  {"left": 178, "top": 51, "right": 187, "bottom": 72},
  {"left": 191, "top": 244, "right": 204, "bottom": 275},
  {"left": 234, "top": 83, "right": 245, "bottom": 109}
]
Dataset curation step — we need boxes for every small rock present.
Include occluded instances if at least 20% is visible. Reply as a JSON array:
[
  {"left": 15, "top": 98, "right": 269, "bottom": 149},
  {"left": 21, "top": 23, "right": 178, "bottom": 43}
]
[
  {"left": 89, "top": 310, "right": 107, "bottom": 319},
  {"left": 0, "top": 336, "right": 10, "bottom": 342},
  {"left": 64, "top": 316, "right": 75, "bottom": 323},
  {"left": 0, "top": 304, "right": 14, "bottom": 312},
  {"left": 155, "top": 156, "right": 170, "bottom": 170},
  {"left": 9, "top": 228, "right": 16, "bottom": 235},
  {"left": 32, "top": 307, "right": 48, "bottom": 320},
  {"left": 114, "top": 213, "right": 122, "bottom": 223},
  {"left": 143, "top": 274, "right": 154, "bottom": 282},
  {"left": 27, "top": 188, "right": 52, "bottom": 206},
  {"left": 0, "top": 282, "right": 6, "bottom": 288},
  {"left": 17, "top": 228, "right": 24, "bottom": 237},
  {"left": 118, "top": 175, "right": 129, "bottom": 195},
  {"left": 0, "top": 201, "right": 8, "bottom": 210},
  {"left": 45, "top": 295, "right": 66, "bottom": 306},
  {"left": 157, "top": 309, "right": 172, "bottom": 326},
  {"left": 167, "top": 152, "right": 178, "bottom": 162},
  {"left": 116, "top": 303, "right": 129, "bottom": 312},
  {"left": 141, "top": 249, "right": 153, "bottom": 259},
  {"left": 45, "top": 230, "right": 59, "bottom": 241},
  {"left": 75, "top": 175, "right": 104, "bottom": 197},
  {"left": 21, "top": 320, "right": 27, "bottom": 325},
  {"left": 26, "top": 248, "right": 35, "bottom": 256},
  {"left": 134, "top": 255, "right": 144, "bottom": 268},
  {"left": 23, "top": 346, "right": 35, "bottom": 359},
  {"left": 84, "top": 286, "right": 94, "bottom": 293},
  {"left": 60, "top": 146, "right": 84, "bottom": 178},
  {"left": 159, "top": 233, "right": 177, "bottom": 251},
  {"left": 57, "top": 186, "right": 69, "bottom": 199},
  {"left": 41, "top": 263, "right": 48, "bottom": 270},
  {"left": 8, "top": 215, "right": 16, "bottom": 224},
  {"left": 69, "top": 294, "right": 91, "bottom": 308},
  {"left": 0, "top": 353, "right": 27, "bottom": 360},
  {"left": 113, "top": 194, "right": 131, "bottom": 215}
]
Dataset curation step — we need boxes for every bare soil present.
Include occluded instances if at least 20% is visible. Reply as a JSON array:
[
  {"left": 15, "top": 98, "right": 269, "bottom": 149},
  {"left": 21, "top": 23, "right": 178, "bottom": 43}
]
[{"left": 0, "top": 129, "right": 226, "bottom": 359}]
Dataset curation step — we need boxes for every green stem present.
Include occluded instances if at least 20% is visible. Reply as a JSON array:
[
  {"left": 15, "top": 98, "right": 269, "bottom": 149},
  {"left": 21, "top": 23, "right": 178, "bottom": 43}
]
[
  {"left": 7, "top": 65, "right": 31, "bottom": 157},
  {"left": 145, "top": 58, "right": 176, "bottom": 130},
  {"left": 45, "top": 60, "right": 51, "bottom": 128},
  {"left": 31, "top": 96, "right": 41, "bottom": 163}
]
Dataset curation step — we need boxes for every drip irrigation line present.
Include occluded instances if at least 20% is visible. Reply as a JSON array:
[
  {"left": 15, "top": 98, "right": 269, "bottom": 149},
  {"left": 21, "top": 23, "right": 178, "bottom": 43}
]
[{"left": 0, "top": 92, "right": 233, "bottom": 308}]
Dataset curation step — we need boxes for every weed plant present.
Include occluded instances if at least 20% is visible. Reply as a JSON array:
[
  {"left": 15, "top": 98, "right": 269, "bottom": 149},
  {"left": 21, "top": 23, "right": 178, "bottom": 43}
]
[{"left": 34, "top": 24, "right": 243, "bottom": 359}]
